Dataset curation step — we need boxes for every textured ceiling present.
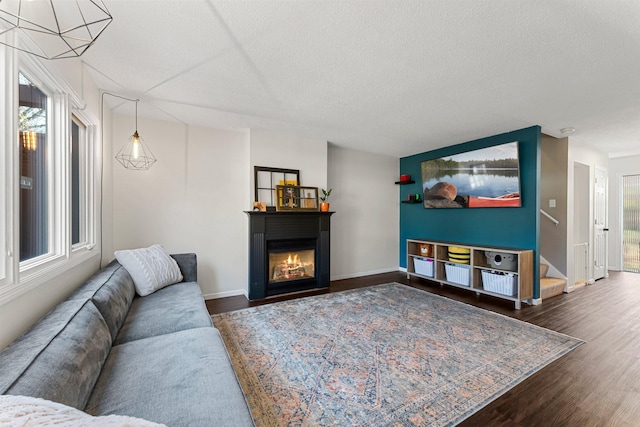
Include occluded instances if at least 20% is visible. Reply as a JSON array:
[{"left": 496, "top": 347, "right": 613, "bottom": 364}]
[{"left": 81, "top": 0, "right": 640, "bottom": 158}]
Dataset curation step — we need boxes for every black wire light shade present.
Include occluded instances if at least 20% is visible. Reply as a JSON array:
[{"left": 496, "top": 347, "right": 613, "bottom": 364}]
[
  {"left": 0, "top": 0, "right": 113, "bottom": 59},
  {"left": 114, "top": 99, "right": 156, "bottom": 170}
]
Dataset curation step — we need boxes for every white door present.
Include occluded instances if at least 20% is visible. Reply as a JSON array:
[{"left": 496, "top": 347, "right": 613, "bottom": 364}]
[{"left": 594, "top": 168, "right": 608, "bottom": 280}]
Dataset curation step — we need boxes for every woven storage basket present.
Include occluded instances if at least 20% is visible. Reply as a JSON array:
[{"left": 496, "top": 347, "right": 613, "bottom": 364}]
[
  {"left": 481, "top": 270, "right": 517, "bottom": 296},
  {"left": 445, "top": 262, "right": 470, "bottom": 286},
  {"left": 413, "top": 257, "right": 434, "bottom": 277}
]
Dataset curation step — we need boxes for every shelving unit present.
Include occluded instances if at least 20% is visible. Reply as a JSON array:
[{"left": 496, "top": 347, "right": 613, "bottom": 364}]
[
  {"left": 406, "top": 239, "right": 533, "bottom": 309},
  {"left": 396, "top": 178, "right": 421, "bottom": 203}
]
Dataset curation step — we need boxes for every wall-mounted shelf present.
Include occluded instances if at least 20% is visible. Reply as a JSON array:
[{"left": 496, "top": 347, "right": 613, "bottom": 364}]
[
  {"left": 406, "top": 238, "right": 533, "bottom": 309},
  {"left": 395, "top": 180, "right": 415, "bottom": 185},
  {"left": 401, "top": 200, "right": 422, "bottom": 204}
]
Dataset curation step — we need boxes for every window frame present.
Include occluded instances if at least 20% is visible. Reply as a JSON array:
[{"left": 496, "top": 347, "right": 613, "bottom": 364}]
[
  {"left": 17, "top": 69, "right": 57, "bottom": 267},
  {"left": 17, "top": 67, "right": 66, "bottom": 274},
  {"left": 0, "top": 47, "right": 99, "bottom": 305},
  {"left": 70, "top": 113, "right": 96, "bottom": 252}
]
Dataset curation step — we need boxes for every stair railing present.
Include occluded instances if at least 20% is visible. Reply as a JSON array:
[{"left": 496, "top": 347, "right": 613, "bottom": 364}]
[{"left": 540, "top": 209, "right": 559, "bottom": 226}]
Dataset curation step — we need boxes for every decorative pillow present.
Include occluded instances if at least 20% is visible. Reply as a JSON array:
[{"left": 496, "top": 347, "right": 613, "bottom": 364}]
[
  {"left": 114, "top": 245, "right": 183, "bottom": 297},
  {"left": 0, "top": 395, "right": 167, "bottom": 426}
]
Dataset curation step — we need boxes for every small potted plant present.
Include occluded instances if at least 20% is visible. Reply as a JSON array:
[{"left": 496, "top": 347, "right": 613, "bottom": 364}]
[{"left": 320, "top": 188, "right": 332, "bottom": 212}]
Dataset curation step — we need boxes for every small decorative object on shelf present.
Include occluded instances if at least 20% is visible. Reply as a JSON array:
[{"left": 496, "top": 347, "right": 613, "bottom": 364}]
[
  {"left": 320, "top": 188, "right": 332, "bottom": 212},
  {"left": 395, "top": 177, "right": 415, "bottom": 185},
  {"left": 402, "top": 193, "right": 422, "bottom": 204}
]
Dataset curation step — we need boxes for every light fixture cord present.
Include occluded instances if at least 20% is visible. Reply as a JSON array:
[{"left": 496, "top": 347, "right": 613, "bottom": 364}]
[{"left": 99, "top": 91, "right": 141, "bottom": 266}]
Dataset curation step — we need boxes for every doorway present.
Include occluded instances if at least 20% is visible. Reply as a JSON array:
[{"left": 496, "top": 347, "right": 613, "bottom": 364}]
[
  {"left": 594, "top": 168, "right": 607, "bottom": 280},
  {"left": 573, "top": 162, "right": 590, "bottom": 286},
  {"left": 622, "top": 174, "right": 640, "bottom": 273}
]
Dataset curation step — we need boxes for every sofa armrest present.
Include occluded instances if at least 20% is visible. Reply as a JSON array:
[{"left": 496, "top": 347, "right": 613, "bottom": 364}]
[{"left": 170, "top": 253, "right": 197, "bottom": 282}]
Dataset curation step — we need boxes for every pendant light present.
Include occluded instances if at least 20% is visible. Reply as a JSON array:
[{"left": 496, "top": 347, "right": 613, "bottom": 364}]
[
  {"left": 0, "top": 0, "right": 112, "bottom": 59},
  {"left": 114, "top": 98, "right": 156, "bottom": 170}
]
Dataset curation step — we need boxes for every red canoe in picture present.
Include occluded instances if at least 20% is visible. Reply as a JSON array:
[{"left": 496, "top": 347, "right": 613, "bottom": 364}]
[{"left": 468, "top": 193, "right": 520, "bottom": 208}]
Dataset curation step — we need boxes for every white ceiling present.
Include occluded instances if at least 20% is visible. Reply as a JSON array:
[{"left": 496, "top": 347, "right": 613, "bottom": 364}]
[{"left": 81, "top": 0, "right": 640, "bottom": 158}]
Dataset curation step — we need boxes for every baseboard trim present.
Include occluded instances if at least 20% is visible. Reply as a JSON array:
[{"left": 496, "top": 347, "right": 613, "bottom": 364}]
[
  {"left": 567, "top": 282, "right": 587, "bottom": 293},
  {"left": 331, "top": 267, "right": 400, "bottom": 281},
  {"left": 205, "top": 267, "right": 402, "bottom": 299},
  {"left": 203, "top": 289, "right": 247, "bottom": 300}
]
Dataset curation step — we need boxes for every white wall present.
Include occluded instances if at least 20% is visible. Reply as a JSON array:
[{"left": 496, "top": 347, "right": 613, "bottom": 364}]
[
  {"left": 110, "top": 123, "right": 401, "bottom": 296},
  {"left": 328, "top": 145, "right": 399, "bottom": 279},
  {"left": 608, "top": 155, "right": 640, "bottom": 271},
  {"left": 540, "top": 135, "right": 568, "bottom": 275},
  {"left": 249, "top": 129, "right": 328, "bottom": 196},
  {"left": 0, "top": 59, "right": 103, "bottom": 350},
  {"left": 110, "top": 116, "right": 250, "bottom": 299},
  {"left": 110, "top": 124, "right": 334, "bottom": 298},
  {"left": 566, "top": 139, "right": 609, "bottom": 287}
]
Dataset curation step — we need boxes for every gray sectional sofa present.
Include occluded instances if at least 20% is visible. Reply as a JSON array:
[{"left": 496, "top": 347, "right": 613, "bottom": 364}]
[{"left": 0, "top": 254, "right": 255, "bottom": 426}]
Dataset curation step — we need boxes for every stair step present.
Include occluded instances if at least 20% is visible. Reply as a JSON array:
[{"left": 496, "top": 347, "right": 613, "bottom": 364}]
[{"left": 541, "top": 277, "right": 567, "bottom": 300}]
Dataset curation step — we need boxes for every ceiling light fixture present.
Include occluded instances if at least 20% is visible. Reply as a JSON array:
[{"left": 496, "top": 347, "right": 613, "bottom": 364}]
[
  {"left": 104, "top": 93, "right": 156, "bottom": 170},
  {"left": 0, "top": 0, "right": 113, "bottom": 59},
  {"left": 560, "top": 127, "right": 576, "bottom": 134}
]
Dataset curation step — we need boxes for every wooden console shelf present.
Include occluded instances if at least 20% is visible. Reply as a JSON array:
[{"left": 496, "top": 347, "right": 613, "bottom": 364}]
[{"left": 406, "top": 239, "right": 533, "bottom": 309}]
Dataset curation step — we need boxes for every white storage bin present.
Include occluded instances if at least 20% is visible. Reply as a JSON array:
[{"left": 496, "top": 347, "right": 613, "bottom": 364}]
[
  {"left": 482, "top": 270, "right": 517, "bottom": 296},
  {"left": 445, "top": 263, "right": 470, "bottom": 286},
  {"left": 413, "top": 257, "right": 434, "bottom": 277}
]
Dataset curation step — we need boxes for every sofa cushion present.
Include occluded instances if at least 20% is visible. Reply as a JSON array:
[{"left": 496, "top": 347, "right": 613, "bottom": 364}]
[
  {"left": 113, "top": 281, "right": 212, "bottom": 345},
  {"left": 91, "top": 266, "right": 136, "bottom": 341},
  {"left": 0, "top": 299, "right": 87, "bottom": 394},
  {"left": 0, "top": 301, "right": 112, "bottom": 410},
  {"left": 0, "top": 395, "right": 166, "bottom": 426},
  {"left": 85, "top": 328, "right": 254, "bottom": 427},
  {"left": 66, "top": 260, "right": 123, "bottom": 301},
  {"left": 170, "top": 253, "right": 197, "bottom": 283},
  {"left": 115, "top": 245, "right": 183, "bottom": 296}
]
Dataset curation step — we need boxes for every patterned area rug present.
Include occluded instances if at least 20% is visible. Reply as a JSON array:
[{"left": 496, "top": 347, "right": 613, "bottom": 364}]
[{"left": 212, "top": 283, "right": 583, "bottom": 426}]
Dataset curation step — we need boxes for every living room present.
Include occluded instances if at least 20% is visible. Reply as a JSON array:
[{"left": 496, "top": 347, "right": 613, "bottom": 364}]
[{"left": 2, "top": 1, "right": 640, "bottom": 425}]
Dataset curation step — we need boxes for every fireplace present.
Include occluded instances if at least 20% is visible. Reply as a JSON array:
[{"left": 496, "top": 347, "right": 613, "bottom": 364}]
[{"left": 246, "top": 211, "right": 333, "bottom": 300}]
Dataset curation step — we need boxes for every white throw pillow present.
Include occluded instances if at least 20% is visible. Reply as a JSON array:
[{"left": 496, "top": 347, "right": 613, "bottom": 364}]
[
  {"left": 0, "top": 395, "right": 167, "bottom": 426},
  {"left": 114, "top": 244, "right": 183, "bottom": 296}
]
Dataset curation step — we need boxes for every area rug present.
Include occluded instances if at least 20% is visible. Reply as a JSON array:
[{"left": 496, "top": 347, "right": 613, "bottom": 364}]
[{"left": 212, "top": 283, "right": 583, "bottom": 426}]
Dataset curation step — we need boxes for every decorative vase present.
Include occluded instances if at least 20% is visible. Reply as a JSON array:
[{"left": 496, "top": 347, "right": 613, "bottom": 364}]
[{"left": 320, "top": 202, "right": 330, "bottom": 212}]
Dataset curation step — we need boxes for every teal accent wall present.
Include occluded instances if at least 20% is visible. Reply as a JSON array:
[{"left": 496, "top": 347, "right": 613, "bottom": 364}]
[{"left": 399, "top": 126, "right": 541, "bottom": 299}]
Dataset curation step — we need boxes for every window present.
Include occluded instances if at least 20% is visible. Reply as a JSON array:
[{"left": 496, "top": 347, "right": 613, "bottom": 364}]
[
  {"left": 0, "top": 47, "right": 99, "bottom": 302},
  {"left": 71, "top": 116, "right": 88, "bottom": 247},
  {"left": 19, "top": 72, "right": 49, "bottom": 262}
]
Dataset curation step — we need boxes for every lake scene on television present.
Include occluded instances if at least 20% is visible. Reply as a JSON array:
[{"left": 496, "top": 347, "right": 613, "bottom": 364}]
[{"left": 421, "top": 141, "right": 521, "bottom": 208}]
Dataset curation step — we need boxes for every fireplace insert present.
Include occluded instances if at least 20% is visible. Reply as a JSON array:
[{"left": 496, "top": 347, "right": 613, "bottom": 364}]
[
  {"left": 268, "top": 240, "right": 315, "bottom": 284},
  {"left": 246, "top": 211, "right": 333, "bottom": 299}
]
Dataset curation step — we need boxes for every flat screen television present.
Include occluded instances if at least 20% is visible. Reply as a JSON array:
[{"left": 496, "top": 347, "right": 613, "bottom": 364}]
[{"left": 421, "top": 141, "right": 521, "bottom": 208}]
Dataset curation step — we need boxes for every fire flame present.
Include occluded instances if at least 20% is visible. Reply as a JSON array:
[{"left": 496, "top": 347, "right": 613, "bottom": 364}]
[{"left": 286, "top": 254, "right": 300, "bottom": 265}]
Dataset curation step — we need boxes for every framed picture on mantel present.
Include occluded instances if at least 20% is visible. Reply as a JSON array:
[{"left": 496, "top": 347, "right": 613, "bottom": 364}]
[{"left": 275, "top": 185, "right": 319, "bottom": 211}]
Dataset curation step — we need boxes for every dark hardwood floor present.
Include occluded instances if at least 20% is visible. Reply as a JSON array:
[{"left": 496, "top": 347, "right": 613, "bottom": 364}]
[{"left": 206, "top": 271, "right": 640, "bottom": 426}]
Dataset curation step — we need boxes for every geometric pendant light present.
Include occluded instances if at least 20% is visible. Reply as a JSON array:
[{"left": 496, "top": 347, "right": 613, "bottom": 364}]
[
  {"left": 114, "top": 99, "right": 156, "bottom": 170},
  {"left": 0, "top": 0, "right": 113, "bottom": 59}
]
